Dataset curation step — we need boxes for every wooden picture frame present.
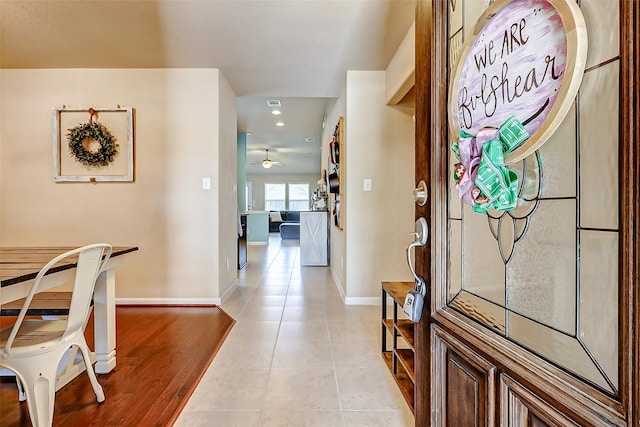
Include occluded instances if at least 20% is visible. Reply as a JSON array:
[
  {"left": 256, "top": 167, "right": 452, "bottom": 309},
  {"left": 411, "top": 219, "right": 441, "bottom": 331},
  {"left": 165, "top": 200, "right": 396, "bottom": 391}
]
[{"left": 53, "top": 106, "right": 134, "bottom": 182}]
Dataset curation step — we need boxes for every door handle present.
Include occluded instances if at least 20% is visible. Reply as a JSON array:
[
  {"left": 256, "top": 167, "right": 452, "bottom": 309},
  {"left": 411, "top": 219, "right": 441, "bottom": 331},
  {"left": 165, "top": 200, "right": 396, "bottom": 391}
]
[
  {"left": 404, "top": 217, "right": 428, "bottom": 322},
  {"left": 406, "top": 217, "right": 428, "bottom": 283}
]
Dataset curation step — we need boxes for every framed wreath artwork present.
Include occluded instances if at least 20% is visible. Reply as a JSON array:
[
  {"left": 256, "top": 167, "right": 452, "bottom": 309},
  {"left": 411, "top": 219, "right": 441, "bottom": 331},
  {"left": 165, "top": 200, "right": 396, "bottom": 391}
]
[{"left": 53, "top": 106, "right": 134, "bottom": 182}]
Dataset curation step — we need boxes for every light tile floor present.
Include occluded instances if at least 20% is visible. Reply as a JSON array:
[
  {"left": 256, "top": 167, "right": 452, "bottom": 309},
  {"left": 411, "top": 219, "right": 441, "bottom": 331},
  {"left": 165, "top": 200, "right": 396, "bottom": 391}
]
[{"left": 175, "top": 236, "right": 414, "bottom": 426}]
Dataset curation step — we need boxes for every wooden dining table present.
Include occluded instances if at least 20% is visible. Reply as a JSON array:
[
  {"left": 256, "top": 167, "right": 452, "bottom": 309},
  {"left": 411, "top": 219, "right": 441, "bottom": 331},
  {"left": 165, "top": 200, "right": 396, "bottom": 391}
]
[{"left": 0, "top": 246, "right": 138, "bottom": 379}]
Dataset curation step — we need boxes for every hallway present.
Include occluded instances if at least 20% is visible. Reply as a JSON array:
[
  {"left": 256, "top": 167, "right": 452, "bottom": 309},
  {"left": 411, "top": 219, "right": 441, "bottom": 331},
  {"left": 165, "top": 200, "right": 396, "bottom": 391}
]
[{"left": 175, "top": 235, "right": 414, "bottom": 426}]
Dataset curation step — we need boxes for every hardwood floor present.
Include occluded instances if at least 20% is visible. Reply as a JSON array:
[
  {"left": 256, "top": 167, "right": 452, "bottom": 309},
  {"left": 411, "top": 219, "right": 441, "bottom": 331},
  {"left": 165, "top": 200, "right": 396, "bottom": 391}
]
[{"left": 0, "top": 305, "right": 235, "bottom": 426}]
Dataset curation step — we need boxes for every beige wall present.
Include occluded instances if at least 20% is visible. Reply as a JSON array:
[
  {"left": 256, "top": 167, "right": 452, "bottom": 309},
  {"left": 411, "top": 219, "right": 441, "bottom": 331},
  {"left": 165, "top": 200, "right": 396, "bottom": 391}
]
[
  {"left": 322, "top": 71, "right": 415, "bottom": 304},
  {"left": 0, "top": 68, "right": 238, "bottom": 303},
  {"left": 344, "top": 70, "right": 414, "bottom": 302},
  {"left": 217, "top": 72, "right": 240, "bottom": 300},
  {"left": 322, "top": 96, "right": 347, "bottom": 296}
]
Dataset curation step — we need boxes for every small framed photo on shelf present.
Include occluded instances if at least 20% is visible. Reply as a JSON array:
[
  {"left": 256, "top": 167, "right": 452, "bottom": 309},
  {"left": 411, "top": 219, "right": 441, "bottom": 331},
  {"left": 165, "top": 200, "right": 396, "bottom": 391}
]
[{"left": 53, "top": 105, "right": 134, "bottom": 182}]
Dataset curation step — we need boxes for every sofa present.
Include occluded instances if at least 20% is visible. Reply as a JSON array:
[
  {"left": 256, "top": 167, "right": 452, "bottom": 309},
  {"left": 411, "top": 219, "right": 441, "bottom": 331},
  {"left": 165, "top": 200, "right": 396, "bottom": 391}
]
[
  {"left": 279, "top": 223, "right": 300, "bottom": 240},
  {"left": 269, "top": 211, "right": 300, "bottom": 239}
]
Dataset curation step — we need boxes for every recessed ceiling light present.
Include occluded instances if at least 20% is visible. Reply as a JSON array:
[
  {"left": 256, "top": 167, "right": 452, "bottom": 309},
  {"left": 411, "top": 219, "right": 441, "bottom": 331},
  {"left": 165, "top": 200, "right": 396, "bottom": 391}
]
[
  {"left": 272, "top": 109, "right": 282, "bottom": 115},
  {"left": 276, "top": 122, "right": 284, "bottom": 127}
]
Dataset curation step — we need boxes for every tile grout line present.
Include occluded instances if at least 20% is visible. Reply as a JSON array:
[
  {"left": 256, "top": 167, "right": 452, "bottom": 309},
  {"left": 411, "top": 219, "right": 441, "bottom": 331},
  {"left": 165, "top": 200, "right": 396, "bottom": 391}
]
[{"left": 258, "top": 236, "right": 295, "bottom": 423}]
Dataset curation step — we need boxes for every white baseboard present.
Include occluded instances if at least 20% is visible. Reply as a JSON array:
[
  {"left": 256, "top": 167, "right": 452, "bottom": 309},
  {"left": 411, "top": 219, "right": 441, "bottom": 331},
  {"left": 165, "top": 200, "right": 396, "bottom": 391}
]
[
  {"left": 116, "top": 279, "right": 238, "bottom": 307},
  {"left": 116, "top": 297, "right": 222, "bottom": 305},
  {"left": 330, "top": 267, "right": 346, "bottom": 301},
  {"left": 329, "top": 268, "right": 378, "bottom": 306},
  {"left": 220, "top": 279, "right": 238, "bottom": 304}
]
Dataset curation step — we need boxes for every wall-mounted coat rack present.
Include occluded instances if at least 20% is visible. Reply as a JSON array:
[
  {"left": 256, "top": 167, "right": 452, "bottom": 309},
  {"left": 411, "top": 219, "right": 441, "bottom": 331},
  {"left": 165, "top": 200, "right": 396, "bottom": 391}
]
[{"left": 328, "top": 117, "right": 344, "bottom": 229}]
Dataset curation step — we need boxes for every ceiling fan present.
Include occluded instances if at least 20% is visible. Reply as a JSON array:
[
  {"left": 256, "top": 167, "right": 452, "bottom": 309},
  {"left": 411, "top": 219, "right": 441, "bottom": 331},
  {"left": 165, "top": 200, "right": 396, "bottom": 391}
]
[{"left": 252, "top": 149, "right": 284, "bottom": 169}]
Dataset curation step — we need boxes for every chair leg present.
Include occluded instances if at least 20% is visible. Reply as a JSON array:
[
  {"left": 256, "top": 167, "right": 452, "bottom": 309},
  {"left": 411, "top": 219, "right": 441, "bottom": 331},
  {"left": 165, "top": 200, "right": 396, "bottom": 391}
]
[
  {"left": 19, "top": 365, "right": 57, "bottom": 427},
  {"left": 77, "top": 344, "right": 105, "bottom": 403},
  {"left": 15, "top": 375, "right": 26, "bottom": 402}
]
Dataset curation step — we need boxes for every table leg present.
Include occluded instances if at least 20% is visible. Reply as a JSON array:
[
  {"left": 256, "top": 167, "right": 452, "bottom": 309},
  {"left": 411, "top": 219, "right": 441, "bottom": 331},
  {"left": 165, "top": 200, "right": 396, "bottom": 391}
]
[{"left": 93, "top": 268, "right": 116, "bottom": 374}]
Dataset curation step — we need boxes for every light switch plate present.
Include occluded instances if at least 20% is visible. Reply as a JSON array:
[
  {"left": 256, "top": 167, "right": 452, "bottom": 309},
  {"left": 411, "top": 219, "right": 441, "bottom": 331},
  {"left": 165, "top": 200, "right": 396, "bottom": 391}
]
[
  {"left": 202, "top": 177, "right": 211, "bottom": 190},
  {"left": 363, "top": 178, "right": 372, "bottom": 192}
]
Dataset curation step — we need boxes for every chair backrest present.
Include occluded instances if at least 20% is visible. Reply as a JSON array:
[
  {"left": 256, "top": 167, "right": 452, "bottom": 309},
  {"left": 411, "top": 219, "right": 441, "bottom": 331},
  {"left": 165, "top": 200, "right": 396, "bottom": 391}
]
[
  {"left": 3, "top": 244, "right": 112, "bottom": 352},
  {"left": 65, "top": 244, "right": 112, "bottom": 337}
]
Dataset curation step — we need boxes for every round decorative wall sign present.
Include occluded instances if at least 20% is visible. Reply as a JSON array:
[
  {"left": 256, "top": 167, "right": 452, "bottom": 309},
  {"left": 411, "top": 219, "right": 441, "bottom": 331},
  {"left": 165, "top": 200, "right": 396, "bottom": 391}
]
[{"left": 448, "top": 0, "right": 587, "bottom": 164}]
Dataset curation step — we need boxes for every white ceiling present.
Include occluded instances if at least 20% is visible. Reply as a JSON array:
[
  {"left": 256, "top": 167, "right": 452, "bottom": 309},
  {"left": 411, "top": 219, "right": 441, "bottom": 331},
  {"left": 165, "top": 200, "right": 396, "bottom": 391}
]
[
  {"left": 238, "top": 96, "right": 333, "bottom": 175},
  {"left": 0, "top": 0, "right": 417, "bottom": 175}
]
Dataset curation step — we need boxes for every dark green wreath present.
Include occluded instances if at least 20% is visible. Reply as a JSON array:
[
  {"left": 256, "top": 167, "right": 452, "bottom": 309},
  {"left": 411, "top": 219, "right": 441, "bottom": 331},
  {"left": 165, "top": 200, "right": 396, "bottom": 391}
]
[{"left": 67, "top": 121, "right": 119, "bottom": 167}]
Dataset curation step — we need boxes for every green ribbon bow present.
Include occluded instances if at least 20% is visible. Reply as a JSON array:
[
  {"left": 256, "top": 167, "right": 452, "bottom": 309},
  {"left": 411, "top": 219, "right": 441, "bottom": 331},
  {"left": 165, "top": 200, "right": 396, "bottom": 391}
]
[
  {"left": 498, "top": 115, "right": 530, "bottom": 153},
  {"left": 455, "top": 116, "right": 529, "bottom": 214},
  {"left": 472, "top": 139, "right": 520, "bottom": 213}
]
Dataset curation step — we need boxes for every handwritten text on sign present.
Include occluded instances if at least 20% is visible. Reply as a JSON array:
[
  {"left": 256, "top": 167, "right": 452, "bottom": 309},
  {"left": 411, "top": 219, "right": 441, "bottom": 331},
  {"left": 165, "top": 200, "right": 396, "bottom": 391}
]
[{"left": 457, "top": 0, "right": 567, "bottom": 136}]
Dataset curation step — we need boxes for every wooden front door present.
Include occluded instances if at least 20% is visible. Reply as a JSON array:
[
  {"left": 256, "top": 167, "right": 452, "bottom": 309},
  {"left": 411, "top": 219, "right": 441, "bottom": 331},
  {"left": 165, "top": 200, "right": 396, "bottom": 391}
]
[{"left": 413, "top": 1, "right": 639, "bottom": 425}]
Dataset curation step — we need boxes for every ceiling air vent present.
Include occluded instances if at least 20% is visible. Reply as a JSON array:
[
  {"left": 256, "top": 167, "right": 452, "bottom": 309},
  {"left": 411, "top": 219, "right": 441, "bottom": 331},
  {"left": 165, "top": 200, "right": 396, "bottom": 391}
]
[
  {"left": 305, "top": 138, "right": 316, "bottom": 143},
  {"left": 267, "top": 100, "right": 281, "bottom": 107}
]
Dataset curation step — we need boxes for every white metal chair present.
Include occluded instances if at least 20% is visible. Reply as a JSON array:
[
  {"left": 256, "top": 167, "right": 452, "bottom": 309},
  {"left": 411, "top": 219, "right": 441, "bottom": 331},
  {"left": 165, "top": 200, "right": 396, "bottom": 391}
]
[{"left": 0, "top": 243, "right": 112, "bottom": 427}]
